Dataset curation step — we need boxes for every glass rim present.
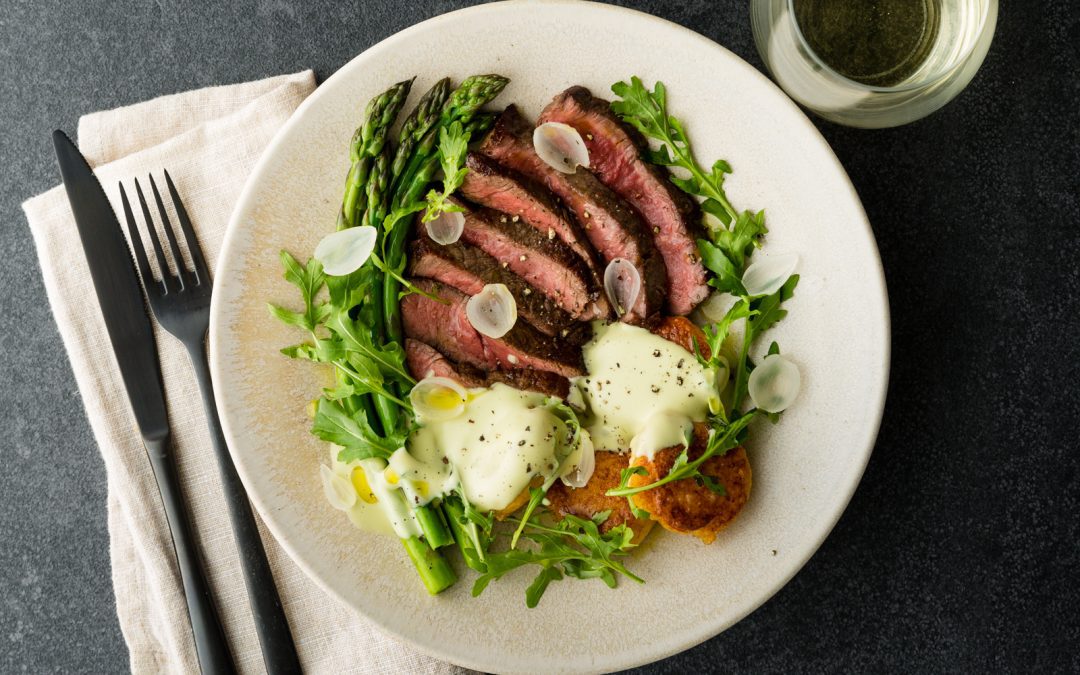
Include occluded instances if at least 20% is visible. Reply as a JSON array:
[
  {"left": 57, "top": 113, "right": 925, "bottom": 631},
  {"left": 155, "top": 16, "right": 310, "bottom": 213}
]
[{"left": 784, "top": 0, "right": 995, "bottom": 94}]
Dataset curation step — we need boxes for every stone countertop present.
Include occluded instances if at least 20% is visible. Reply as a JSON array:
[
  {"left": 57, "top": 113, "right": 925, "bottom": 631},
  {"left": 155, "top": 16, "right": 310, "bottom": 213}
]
[{"left": 1, "top": 1, "right": 1077, "bottom": 672}]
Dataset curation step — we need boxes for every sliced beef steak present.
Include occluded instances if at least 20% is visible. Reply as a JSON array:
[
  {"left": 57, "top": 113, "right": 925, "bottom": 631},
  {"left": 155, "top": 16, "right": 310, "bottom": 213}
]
[
  {"left": 539, "top": 86, "right": 709, "bottom": 315},
  {"left": 460, "top": 152, "right": 599, "bottom": 273},
  {"left": 455, "top": 200, "right": 603, "bottom": 321},
  {"left": 401, "top": 278, "right": 585, "bottom": 378},
  {"left": 408, "top": 232, "right": 587, "bottom": 343},
  {"left": 479, "top": 105, "right": 667, "bottom": 323},
  {"left": 404, "top": 339, "right": 570, "bottom": 399}
]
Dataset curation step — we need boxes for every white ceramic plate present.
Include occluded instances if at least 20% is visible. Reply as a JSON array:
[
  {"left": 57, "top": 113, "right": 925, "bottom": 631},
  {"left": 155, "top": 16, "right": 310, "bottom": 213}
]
[{"left": 210, "top": 2, "right": 890, "bottom": 672}]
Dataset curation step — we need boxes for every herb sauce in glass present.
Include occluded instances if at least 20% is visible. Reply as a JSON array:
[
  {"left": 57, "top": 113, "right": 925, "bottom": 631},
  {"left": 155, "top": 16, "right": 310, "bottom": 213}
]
[{"left": 793, "top": 0, "right": 942, "bottom": 87}]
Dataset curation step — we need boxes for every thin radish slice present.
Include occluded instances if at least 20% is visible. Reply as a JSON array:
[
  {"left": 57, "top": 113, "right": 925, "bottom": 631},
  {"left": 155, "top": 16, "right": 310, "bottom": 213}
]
[
  {"left": 425, "top": 210, "right": 465, "bottom": 245},
  {"left": 315, "top": 225, "right": 377, "bottom": 276},
  {"left": 320, "top": 464, "right": 357, "bottom": 511},
  {"left": 466, "top": 283, "right": 517, "bottom": 338},
  {"left": 748, "top": 354, "right": 801, "bottom": 413},
  {"left": 699, "top": 291, "right": 737, "bottom": 323},
  {"left": 604, "top": 258, "right": 641, "bottom": 317},
  {"left": 561, "top": 435, "right": 596, "bottom": 488},
  {"left": 742, "top": 253, "right": 798, "bottom": 297},
  {"left": 409, "top": 376, "right": 468, "bottom": 423},
  {"left": 533, "top": 122, "right": 590, "bottom": 174}
]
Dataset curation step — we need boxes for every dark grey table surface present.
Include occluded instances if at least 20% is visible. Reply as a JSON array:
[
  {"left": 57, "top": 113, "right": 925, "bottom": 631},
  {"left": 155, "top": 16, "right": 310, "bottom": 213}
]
[{"left": 2, "top": 1, "right": 1077, "bottom": 672}]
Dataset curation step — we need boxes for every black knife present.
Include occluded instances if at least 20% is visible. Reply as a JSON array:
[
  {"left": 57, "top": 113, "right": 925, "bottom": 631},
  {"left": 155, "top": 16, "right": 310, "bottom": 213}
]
[{"left": 53, "top": 130, "right": 235, "bottom": 675}]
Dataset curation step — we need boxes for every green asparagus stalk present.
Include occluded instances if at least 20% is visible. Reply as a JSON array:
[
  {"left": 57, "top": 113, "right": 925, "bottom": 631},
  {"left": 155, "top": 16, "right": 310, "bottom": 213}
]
[
  {"left": 338, "top": 78, "right": 412, "bottom": 229},
  {"left": 382, "top": 76, "right": 507, "bottom": 346},
  {"left": 443, "top": 496, "right": 489, "bottom": 573},
  {"left": 332, "top": 79, "right": 457, "bottom": 588},
  {"left": 401, "top": 536, "right": 457, "bottom": 595},
  {"left": 391, "top": 78, "right": 451, "bottom": 190}
]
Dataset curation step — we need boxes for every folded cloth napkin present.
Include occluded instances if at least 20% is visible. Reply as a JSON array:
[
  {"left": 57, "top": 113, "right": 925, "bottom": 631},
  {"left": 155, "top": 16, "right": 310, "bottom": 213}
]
[{"left": 22, "top": 71, "right": 465, "bottom": 675}]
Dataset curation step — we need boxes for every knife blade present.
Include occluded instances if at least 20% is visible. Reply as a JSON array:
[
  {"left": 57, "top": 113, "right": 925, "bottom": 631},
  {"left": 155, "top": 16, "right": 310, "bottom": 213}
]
[
  {"left": 52, "top": 130, "right": 169, "bottom": 440},
  {"left": 52, "top": 130, "right": 235, "bottom": 674}
]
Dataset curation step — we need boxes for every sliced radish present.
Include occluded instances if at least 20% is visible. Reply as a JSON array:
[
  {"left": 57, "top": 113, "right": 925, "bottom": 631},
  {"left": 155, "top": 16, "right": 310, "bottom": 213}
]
[
  {"left": 604, "top": 258, "right": 641, "bottom": 317},
  {"left": 533, "top": 122, "right": 590, "bottom": 174},
  {"left": 748, "top": 354, "right": 801, "bottom": 413},
  {"left": 466, "top": 283, "right": 517, "bottom": 338},
  {"left": 742, "top": 253, "right": 798, "bottom": 297},
  {"left": 409, "top": 376, "right": 468, "bottom": 422},
  {"left": 699, "top": 291, "right": 737, "bottom": 323},
  {"left": 314, "top": 225, "right": 377, "bottom": 276},
  {"left": 561, "top": 435, "right": 596, "bottom": 488},
  {"left": 425, "top": 210, "right": 464, "bottom": 245},
  {"left": 320, "top": 464, "right": 357, "bottom": 511}
]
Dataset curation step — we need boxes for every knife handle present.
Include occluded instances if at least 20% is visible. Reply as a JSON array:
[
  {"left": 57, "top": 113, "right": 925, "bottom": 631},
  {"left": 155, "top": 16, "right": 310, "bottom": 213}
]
[
  {"left": 186, "top": 341, "right": 303, "bottom": 675},
  {"left": 144, "top": 435, "right": 236, "bottom": 674}
]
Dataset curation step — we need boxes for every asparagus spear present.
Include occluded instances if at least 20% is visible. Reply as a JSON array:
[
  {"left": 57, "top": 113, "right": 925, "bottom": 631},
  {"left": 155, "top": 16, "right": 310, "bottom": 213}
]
[
  {"left": 382, "top": 77, "right": 507, "bottom": 346},
  {"left": 391, "top": 78, "right": 451, "bottom": 190},
  {"left": 338, "top": 78, "right": 413, "bottom": 229},
  {"left": 337, "top": 79, "right": 457, "bottom": 582}
]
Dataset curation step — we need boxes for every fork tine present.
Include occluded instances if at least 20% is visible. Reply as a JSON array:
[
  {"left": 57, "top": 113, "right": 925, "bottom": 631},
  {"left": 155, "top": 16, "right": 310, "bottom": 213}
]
[
  {"left": 119, "top": 182, "right": 163, "bottom": 297},
  {"left": 134, "top": 177, "right": 175, "bottom": 294},
  {"left": 163, "top": 170, "right": 210, "bottom": 286},
  {"left": 149, "top": 174, "right": 190, "bottom": 289}
]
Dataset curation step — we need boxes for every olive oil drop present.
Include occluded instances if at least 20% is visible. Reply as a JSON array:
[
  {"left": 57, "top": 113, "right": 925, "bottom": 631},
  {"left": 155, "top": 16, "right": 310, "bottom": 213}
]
[{"left": 793, "top": 0, "right": 942, "bottom": 87}]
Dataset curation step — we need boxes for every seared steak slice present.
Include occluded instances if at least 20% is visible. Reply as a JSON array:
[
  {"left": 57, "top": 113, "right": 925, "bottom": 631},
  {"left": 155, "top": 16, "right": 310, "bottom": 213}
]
[
  {"left": 539, "top": 86, "right": 709, "bottom": 315},
  {"left": 401, "top": 278, "right": 585, "bottom": 378},
  {"left": 408, "top": 232, "right": 587, "bottom": 343},
  {"left": 404, "top": 339, "right": 570, "bottom": 399},
  {"left": 456, "top": 200, "right": 604, "bottom": 321},
  {"left": 460, "top": 152, "right": 600, "bottom": 273},
  {"left": 479, "top": 105, "right": 667, "bottom": 323}
]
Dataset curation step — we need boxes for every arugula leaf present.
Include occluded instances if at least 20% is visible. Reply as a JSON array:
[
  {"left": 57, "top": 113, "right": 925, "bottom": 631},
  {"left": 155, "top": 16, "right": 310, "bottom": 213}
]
[
  {"left": 325, "top": 308, "right": 415, "bottom": 386},
  {"left": 695, "top": 473, "right": 727, "bottom": 496},
  {"left": 473, "top": 514, "right": 643, "bottom": 608},
  {"left": 713, "top": 210, "right": 768, "bottom": 271},
  {"left": 697, "top": 239, "right": 746, "bottom": 296},
  {"left": 607, "top": 410, "right": 758, "bottom": 498},
  {"left": 611, "top": 77, "right": 737, "bottom": 223},
  {"left": 422, "top": 121, "right": 471, "bottom": 223},
  {"left": 312, "top": 398, "right": 403, "bottom": 462},
  {"left": 731, "top": 275, "right": 800, "bottom": 410},
  {"left": 269, "top": 251, "right": 329, "bottom": 332},
  {"left": 508, "top": 399, "right": 586, "bottom": 548},
  {"left": 325, "top": 265, "right": 373, "bottom": 314},
  {"left": 750, "top": 274, "right": 800, "bottom": 334}
]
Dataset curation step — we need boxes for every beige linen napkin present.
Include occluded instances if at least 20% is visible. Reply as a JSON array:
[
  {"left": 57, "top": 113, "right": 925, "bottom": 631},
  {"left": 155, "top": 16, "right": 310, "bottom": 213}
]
[{"left": 23, "top": 71, "right": 464, "bottom": 675}]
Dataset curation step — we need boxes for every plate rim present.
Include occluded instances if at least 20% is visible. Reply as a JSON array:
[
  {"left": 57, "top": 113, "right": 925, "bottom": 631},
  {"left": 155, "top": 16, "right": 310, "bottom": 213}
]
[{"left": 210, "top": 1, "right": 891, "bottom": 671}]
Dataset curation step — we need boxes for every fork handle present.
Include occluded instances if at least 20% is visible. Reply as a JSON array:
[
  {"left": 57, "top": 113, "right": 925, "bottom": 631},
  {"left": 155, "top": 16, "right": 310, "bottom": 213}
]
[
  {"left": 144, "top": 435, "right": 236, "bottom": 674},
  {"left": 186, "top": 339, "right": 303, "bottom": 675}
]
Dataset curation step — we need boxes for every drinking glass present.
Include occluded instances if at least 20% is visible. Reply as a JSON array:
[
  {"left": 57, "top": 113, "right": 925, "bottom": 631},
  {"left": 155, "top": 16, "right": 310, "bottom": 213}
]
[{"left": 751, "top": 0, "right": 998, "bottom": 128}]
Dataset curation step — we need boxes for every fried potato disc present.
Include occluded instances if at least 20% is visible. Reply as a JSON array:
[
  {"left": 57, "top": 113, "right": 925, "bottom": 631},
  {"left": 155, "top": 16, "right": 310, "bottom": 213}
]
[
  {"left": 629, "top": 423, "right": 751, "bottom": 544},
  {"left": 547, "top": 451, "right": 655, "bottom": 544},
  {"left": 646, "top": 315, "right": 711, "bottom": 360}
]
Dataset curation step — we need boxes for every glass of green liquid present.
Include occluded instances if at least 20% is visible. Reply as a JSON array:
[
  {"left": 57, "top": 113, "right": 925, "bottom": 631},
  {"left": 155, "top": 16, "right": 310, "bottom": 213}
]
[{"left": 751, "top": 0, "right": 997, "bottom": 128}]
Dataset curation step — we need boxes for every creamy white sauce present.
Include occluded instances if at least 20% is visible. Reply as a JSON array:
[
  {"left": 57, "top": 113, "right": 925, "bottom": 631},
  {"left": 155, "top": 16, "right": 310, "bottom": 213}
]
[
  {"left": 575, "top": 322, "right": 719, "bottom": 458},
  {"left": 328, "top": 445, "right": 418, "bottom": 538},
  {"left": 402, "top": 384, "right": 577, "bottom": 511}
]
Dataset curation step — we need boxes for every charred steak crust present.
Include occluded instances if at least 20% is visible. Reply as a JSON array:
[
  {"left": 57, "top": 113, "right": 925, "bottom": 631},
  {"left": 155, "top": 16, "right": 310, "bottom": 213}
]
[
  {"left": 479, "top": 105, "right": 667, "bottom": 323},
  {"left": 461, "top": 152, "right": 600, "bottom": 272},
  {"left": 454, "top": 200, "right": 603, "bottom": 321},
  {"left": 407, "top": 232, "right": 588, "bottom": 343},
  {"left": 404, "top": 339, "right": 570, "bottom": 399},
  {"left": 539, "top": 86, "right": 709, "bottom": 316},
  {"left": 406, "top": 233, "right": 591, "bottom": 339},
  {"left": 401, "top": 278, "right": 585, "bottom": 378}
]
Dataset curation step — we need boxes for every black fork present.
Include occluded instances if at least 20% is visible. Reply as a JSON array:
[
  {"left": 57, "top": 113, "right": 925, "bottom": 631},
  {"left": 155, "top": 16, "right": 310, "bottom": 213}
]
[{"left": 120, "top": 171, "right": 302, "bottom": 675}]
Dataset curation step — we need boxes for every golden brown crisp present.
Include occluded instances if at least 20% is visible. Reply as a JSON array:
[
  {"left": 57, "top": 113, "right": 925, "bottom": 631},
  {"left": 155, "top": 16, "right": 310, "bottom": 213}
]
[
  {"left": 547, "top": 450, "right": 655, "bottom": 544},
  {"left": 629, "top": 423, "right": 751, "bottom": 544},
  {"left": 646, "top": 315, "right": 712, "bottom": 360}
]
